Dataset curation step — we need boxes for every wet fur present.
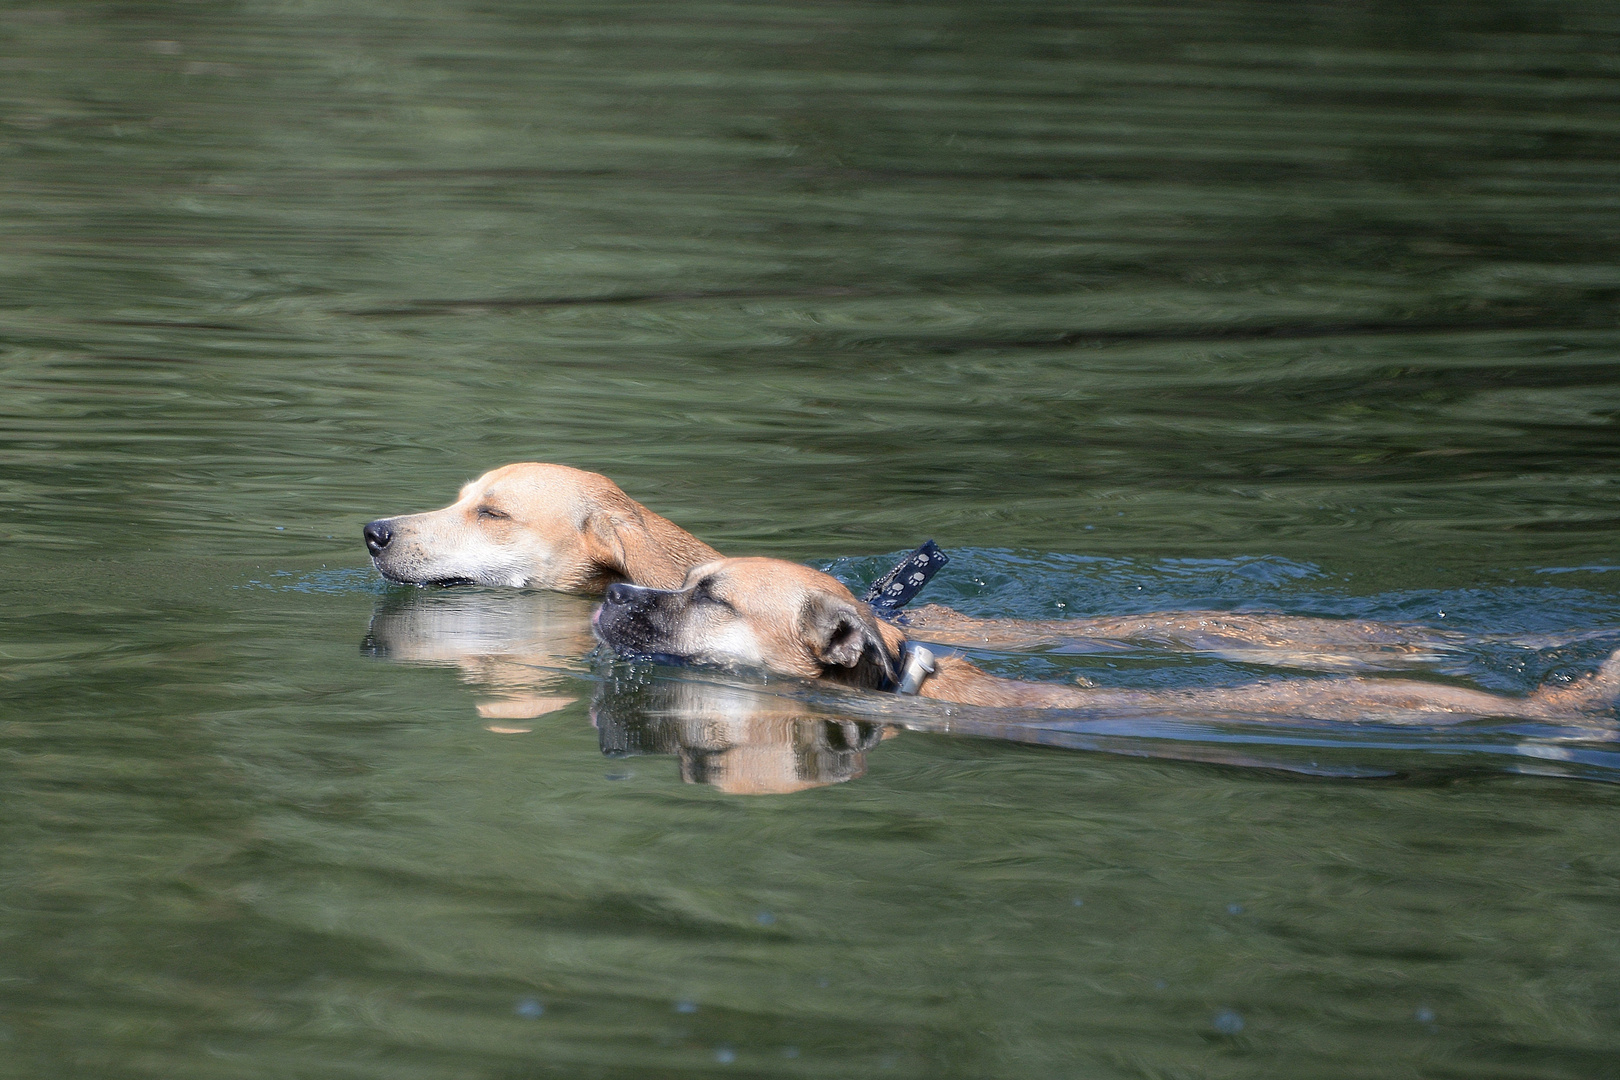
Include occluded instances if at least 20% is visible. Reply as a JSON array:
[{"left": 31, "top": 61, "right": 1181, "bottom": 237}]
[
  {"left": 365, "top": 463, "right": 721, "bottom": 592},
  {"left": 594, "top": 558, "right": 1620, "bottom": 724},
  {"left": 368, "top": 463, "right": 1559, "bottom": 675},
  {"left": 896, "top": 604, "right": 1467, "bottom": 673}
]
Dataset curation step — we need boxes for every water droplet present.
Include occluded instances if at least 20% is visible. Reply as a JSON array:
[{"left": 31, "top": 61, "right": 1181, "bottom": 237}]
[
  {"left": 1415, "top": 1006, "right": 1435, "bottom": 1024},
  {"left": 514, "top": 998, "right": 544, "bottom": 1018},
  {"left": 782, "top": 1046, "right": 800, "bottom": 1058},
  {"left": 1212, "top": 1009, "right": 1245, "bottom": 1034},
  {"left": 714, "top": 1046, "right": 736, "bottom": 1064},
  {"left": 815, "top": 977, "right": 830, "bottom": 989},
  {"left": 605, "top": 770, "right": 633, "bottom": 781},
  {"left": 1226, "top": 903, "right": 1244, "bottom": 915},
  {"left": 755, "top": 910, "right": 776, "bottom": 925},
  {"left": 674, "top": 1000, "right": 698, "bottom": 1014},
  {"left": 274, "top": 526, "right": 285, "bottom": 531},
  {"left": 1153, "top": 979, "right": 1167, "bottom": 990}
]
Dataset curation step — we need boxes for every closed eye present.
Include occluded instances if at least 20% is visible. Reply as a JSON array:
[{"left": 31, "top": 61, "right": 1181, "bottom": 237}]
[
  {"left": 476, "top": 506, "right": 510, "bottom": 521},
  {"left": 691, "top": 584, "right": 734, "bottom": 611}
]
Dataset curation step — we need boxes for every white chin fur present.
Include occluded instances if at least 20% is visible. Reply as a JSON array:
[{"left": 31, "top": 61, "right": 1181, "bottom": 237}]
[
  {"left": 374, "top": 544, "right": 533, "bottom": 588},
  {"left": 700, "top": 623, "right": 766, "bottom": 668}
]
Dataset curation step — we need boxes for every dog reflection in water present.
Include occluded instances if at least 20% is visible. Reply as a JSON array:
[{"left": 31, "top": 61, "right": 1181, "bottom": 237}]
[
  {"left": 592, "top": 676, "right": 887, "bottom": 794},
  {"left": 361, "top": 588, "right": 882, "bottom": 792},
  {"left": 361, "top": 588, "right": 596, "bottom": 727}
]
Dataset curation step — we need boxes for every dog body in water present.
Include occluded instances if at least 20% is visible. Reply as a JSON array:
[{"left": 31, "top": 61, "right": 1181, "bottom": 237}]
[
  {"left": 594, "top": 558, "right": 1620, "bottom": 724},
  {"left": 364, "top": 463, "right": 1489, "bottom": 673}
]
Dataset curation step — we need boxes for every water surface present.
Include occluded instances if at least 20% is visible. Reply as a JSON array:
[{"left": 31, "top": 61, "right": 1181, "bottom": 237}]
[{"left": 3, "top": 1, "right": 1620, "bottom": 1076}]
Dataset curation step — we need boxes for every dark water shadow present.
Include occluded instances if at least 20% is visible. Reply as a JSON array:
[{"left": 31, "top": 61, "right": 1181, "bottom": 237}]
[{"left": 343, "top": 288, "right": 1612, "bottom": 349}]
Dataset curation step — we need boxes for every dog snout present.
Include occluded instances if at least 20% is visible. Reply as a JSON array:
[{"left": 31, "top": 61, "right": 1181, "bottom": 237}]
[
  {"left": 595, "top": 582, "right": 667, "bottom": 653},
  {"left": 604, "top": 582, "right": 639, "bottom": 607},
  {"left": 363, "top": 520, "right": 394, "bottom": 555}
]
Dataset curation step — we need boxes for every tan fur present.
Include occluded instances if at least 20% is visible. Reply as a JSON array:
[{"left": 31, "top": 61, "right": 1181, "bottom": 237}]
[
  {"left": 593, "top": 558, "right": 1620, "bottom": 725},
  {"left": 365, "top": 463, "right": 721, "bottom": 592},
  {"left": 366, "top": 463, "right": 1552, "bottom": 676},
  {"left": 900, "top": 604, "right": 1464, "bottom": 672}
]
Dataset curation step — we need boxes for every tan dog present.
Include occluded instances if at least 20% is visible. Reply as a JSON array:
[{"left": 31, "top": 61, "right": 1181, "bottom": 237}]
[
  {"left": 363, "top": 463, "right": 720, "bottom": 592},
  {"left": 592, "top": 558, "right": 1620, "bottom": 724},
  {"left": 364, "top": 463, "right": 1486, "bottom": 673}
]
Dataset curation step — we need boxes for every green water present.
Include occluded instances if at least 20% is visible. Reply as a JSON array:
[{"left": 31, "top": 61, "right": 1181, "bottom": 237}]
[{"left": 4, "top": 1, "right": 1620, "bottom": 1076}]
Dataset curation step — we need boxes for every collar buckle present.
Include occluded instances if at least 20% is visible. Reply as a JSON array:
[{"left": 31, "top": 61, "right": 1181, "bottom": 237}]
[{"left": 894, "top": 643, "right": 937, "bottom": 695}]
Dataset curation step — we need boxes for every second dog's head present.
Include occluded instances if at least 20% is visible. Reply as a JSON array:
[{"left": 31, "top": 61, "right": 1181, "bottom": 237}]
[{"left": 592, "top": 557, "right": 906, "bottom": 689}]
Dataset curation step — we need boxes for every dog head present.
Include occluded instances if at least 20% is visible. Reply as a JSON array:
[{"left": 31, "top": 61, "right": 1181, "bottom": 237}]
[
  {"left": 362, "top": 463, "right": 719, "bottom": 592},
  {"left": 592, "top": 557, "right": 906, "bottom": 689}
]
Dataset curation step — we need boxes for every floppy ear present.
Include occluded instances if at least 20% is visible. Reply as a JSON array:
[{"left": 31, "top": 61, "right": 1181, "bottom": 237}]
[
  {"left": 800, "top": 593, "right": 898, "bottom": 688},
  {"left": 584, "top": 509, "right": 690, "bottom": 590},
  {"left": 583, "top": 511, "right": 630, "bottom": 581}
]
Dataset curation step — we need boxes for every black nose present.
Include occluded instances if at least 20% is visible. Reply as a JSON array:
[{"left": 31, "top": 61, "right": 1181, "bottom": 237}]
[
  {"left": 363, "top": 520, "right": 393, "bottom": 555},
  {"left": 604, "top": 583, "right": 635, "bottom": 606}
]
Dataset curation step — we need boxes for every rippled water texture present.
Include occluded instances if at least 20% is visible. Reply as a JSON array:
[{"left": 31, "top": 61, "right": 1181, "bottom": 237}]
[{"left": 3, "top": 1, "right": 1620, "bottom": 1076}]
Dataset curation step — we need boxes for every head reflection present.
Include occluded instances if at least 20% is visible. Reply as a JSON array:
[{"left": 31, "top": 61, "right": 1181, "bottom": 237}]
[
  {"left": 591, "top": 674, "right": 889, "bottom": 795},
  {"left": 360, "top": 588, "right": 595, "bottom": 724}
]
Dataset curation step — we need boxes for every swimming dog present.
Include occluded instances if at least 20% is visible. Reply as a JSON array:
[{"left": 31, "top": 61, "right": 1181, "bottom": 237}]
[
  {"left": 364, "top": 463, "right": 1479, "bottom": 673},
  {"left": 593, "top": 558, "right": 1620, "bottom": 723},
  {"left": 363, "top": 463, "right": 721, "bottom": 592}
]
